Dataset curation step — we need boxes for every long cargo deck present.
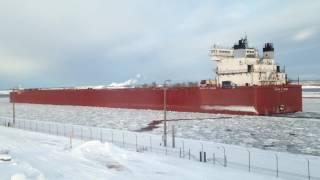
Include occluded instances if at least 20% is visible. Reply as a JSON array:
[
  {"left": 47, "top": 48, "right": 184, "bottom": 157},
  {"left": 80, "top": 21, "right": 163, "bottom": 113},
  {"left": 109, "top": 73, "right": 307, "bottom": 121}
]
[{"left": 10, "top": 85, "right": 302, "bottom": 115}]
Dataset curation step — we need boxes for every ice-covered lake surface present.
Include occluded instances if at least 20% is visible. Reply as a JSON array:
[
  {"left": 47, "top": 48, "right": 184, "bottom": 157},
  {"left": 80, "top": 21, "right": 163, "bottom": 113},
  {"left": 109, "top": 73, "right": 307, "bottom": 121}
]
[{"left": 1, "top": 94, "right": 320, "bottom": 156}]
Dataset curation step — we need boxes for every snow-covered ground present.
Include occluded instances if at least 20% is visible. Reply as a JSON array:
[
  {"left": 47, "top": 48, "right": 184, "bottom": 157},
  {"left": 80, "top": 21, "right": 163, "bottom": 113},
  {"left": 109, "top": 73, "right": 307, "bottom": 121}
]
[
  {"left": 0, "top": 97, "right": 320, "bottom": 156},
  {"left": 0, "top": 126, "right": 283, "bottom": 180}
]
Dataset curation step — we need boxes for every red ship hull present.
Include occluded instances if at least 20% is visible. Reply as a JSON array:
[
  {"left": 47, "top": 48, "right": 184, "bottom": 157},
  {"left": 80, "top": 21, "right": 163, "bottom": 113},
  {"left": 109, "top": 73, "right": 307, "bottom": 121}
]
[{"left": 10, "top": 85, "right": 302, "bottom": 115}]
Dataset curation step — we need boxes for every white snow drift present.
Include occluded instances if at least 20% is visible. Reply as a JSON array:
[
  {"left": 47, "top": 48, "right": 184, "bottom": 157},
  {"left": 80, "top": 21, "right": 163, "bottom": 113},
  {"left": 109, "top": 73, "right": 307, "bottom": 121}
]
[{"left": 0, "top": 126, "right": 281, "bottom": 180}]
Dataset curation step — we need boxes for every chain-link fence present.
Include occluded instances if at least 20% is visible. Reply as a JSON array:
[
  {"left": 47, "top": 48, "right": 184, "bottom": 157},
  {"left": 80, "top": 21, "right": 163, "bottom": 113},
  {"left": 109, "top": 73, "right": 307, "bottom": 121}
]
[{"left": 0, "top": 116, "right": 319, "bottom": 180}]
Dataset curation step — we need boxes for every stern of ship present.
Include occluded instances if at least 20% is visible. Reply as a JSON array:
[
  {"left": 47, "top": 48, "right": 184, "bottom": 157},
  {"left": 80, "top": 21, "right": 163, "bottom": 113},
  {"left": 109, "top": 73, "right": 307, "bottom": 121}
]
[{"left": 254, "top": 85, "right": 302, "bottom": 115}]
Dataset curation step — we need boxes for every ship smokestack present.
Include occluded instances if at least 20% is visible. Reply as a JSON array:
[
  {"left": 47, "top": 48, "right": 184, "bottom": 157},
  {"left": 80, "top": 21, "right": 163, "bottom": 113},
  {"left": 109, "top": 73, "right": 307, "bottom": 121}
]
[{"left": 263, "top": 43, "right": 274, "bottom": 59}]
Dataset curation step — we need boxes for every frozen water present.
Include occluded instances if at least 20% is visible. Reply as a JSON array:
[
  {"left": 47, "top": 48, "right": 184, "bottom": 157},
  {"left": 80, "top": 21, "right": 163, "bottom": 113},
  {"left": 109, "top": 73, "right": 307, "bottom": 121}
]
[{"left": 0, "top": 96, "right": 319, "bottom": 156}]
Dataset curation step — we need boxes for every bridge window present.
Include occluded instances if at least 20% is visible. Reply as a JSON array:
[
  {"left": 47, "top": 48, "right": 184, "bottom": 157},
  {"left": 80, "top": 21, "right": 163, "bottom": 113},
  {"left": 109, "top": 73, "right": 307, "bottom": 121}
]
[{"left": 248, "top": 65, "right": 253, "bottom": 72}]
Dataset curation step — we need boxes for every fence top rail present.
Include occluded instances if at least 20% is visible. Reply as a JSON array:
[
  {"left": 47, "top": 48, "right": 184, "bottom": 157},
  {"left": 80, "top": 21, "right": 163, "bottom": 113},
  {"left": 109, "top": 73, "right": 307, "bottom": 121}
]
[{"left": 2, "top": 116, "right": 320, "bottom": 160}]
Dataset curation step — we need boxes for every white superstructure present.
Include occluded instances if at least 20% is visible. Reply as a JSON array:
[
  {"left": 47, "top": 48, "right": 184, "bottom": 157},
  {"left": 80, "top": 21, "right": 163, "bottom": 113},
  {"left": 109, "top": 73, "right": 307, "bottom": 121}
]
[{"left": 209, "top": 37, "right": 287, "bottom": 87}]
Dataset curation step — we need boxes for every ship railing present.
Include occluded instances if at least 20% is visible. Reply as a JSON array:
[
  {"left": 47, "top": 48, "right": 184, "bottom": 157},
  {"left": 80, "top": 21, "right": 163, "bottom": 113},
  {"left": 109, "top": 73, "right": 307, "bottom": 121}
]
[
  {"left": 209, "top": 44, "right": 232, "bottom": 50},
  {"left": 217, "top": 69, "right": 248, "bottom": 74},
  {"left": 0, "top": 117, "right": 319, "bottom": 180}
]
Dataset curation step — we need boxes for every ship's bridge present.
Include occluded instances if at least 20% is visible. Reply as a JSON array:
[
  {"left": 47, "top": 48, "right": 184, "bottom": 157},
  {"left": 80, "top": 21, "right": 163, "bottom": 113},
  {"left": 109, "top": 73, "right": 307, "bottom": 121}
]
[
  {"left": 209, "top": 37, "right": 287, "bottom": 87},
  {"left": 209, "top": 45, "right": 233, "bottom": 61},
  {"left": 209, "top": 39, "right": 259, "bottom": 61}
]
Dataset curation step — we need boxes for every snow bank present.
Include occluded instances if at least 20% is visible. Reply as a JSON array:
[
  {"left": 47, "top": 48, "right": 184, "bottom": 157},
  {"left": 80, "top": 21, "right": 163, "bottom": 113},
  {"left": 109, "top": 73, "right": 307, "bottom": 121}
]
[
  {"left": 0, "top": 154, "right": 11, "bottom": 161},
  {"left": 0, "top": 148, "right": 11, "bottom": 161},
  {"left": 72, "top": 141, "right": 127, "bottom": 171},
  {"left": 0, "top": 126, "right": 283, "bottom": 180}
]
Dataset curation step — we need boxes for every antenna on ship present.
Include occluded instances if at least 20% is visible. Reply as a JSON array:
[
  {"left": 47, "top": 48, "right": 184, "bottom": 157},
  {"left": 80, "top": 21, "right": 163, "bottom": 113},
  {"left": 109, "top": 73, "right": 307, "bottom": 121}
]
[{"left": 244, "top": 32, "right": 248, "bottom": 43}]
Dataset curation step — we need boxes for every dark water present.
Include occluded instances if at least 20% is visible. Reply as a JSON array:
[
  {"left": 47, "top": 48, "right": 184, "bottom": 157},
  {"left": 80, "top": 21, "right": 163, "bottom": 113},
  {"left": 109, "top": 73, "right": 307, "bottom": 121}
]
[{"left": 303, "top": 88, "right": 320, "bottom": 92}]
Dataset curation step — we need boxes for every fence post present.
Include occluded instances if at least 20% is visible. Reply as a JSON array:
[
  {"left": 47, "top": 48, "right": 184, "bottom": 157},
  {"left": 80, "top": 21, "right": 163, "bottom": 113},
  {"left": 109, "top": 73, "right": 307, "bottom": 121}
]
[
  {"left": 69, "top": 135, "right": 72, "bottom": 149},
  {"left": 275, "top": 154, "right": 279, "bottom": 177},
  {"left": 100, "top": 129, "right": 103, "bottom": 142},
  {"left": 201, "top": 143, "right": 204, "bottom": 152},
  {"left": 188, "top": 148, "right": 190, "bottom": 160},
  {"left": 213, "top": 153, "right": 215, "bottom": 165},
  {"left": 80, "top": 127, "right": 83, "bottom": 140},
  {"left": 48, "top": 123, "right": 51, "bottom": 134},
  {"left": 135, "top": 134, "right": 138, "bottom": 151},
  {"left": 307, "top": 159, "right": 310, "bottom": 180},
  {"left": 122, "top": 132, "right": 125, "bottom": 147},
  {"left": 70, "top": 127, "right": 73, "bottom": 149},
  {"left": 218, "top": 146, "right": 227, "bottom": 167},
  {"left": 71, "top": 126, "right": 74, "bottom": 138},
  {"left": 204, "top": 152, "right": 207, "bottom": 162},
  {"left": 224, "top": 155, "right": 227, "bottom": 167},
  {"left": 247, "top": 150, "right": 251, "bottom": 172},
  {"left": 182, "top": 141, "right": 185, "bottom": 158},
  {"left": 12, "top": 101, "right": 15, "bottom": 127},
  {"left": 111, "top": 132, "right": 114, "bottom": 144},
  {"left": 71, "top": 126, "right": 74, "bottom": 139},
  {"left": 149, "top": 136, "right": 152, "bottom": 152},
  {"left": 179, "top": 148, "right": 181, "bottom": 158},
  {"left": 63, "top": 125, "right": 66, "bottom": 136},
  {"left": 172, "top": 125, "right": 175, "bottom": 148}
]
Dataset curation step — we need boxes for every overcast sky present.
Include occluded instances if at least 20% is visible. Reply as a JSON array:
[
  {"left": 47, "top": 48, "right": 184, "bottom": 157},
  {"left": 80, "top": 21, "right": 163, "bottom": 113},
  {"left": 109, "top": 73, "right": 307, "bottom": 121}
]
[{"left": 0, "top": 0, "right": 319, "bottom": 89}]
